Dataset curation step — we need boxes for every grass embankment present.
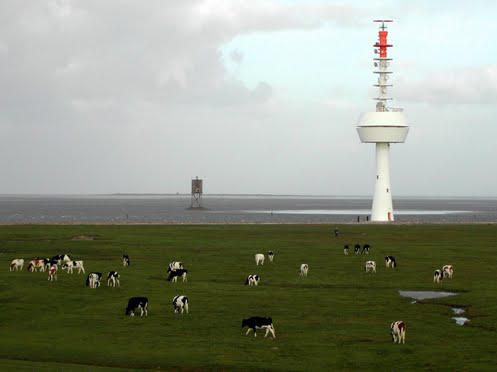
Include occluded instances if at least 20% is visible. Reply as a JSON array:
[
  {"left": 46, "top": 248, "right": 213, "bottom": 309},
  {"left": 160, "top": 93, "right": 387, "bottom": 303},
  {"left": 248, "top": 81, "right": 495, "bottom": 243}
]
[{"left": 0, "top": 225, "right": 496, "bottom": 371}]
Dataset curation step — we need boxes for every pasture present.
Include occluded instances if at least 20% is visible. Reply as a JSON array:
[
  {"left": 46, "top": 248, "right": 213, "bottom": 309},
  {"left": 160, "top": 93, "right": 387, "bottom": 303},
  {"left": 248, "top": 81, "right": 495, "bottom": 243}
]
[{"left": 1, "top": 224, "right": 496, "bottom": 371}]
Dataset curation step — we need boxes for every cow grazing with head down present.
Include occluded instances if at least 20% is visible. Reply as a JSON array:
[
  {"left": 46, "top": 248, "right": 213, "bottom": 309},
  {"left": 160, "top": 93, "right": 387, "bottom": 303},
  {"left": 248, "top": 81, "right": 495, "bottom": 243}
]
[
  {"left": 51, "top": 254, "right": 71, "bottom": 265},
  {"left": 242, "top": 317, "right": 276, "bottom": 338},
  {"left": 62, "top": 260, "right": 85, "bottom": 274},
  {"left": 365, "top": 261, "right": 376, "bottom": 273},
  {"left": 354, "top": 244, "right": 361, "bottom": 255},
  {"left": 86, "top": 272, "right": 102, "bottom": 288},
  {"left": 167, "top": 261, "right": 184, "bottom": 273},
  {"left": 167, "top": 269, "right": 188, "bottom": 283},
  {"left": 267, "top": 251, "right": 274, "bottom": 263},
  {"left": 125, "top": 297, "right": 148, "bottom": 317},
  {"left": 122, "top": 255, "right": 130, "bottom": 267},
  {"left": 385, "top": 256, "right": 397, "bottom": 268},
  {"left": 107, "top": 271, "right": 120, "bottom": 287},
  {"left": 299, "top": 263, "right": 309, "bottom": 277},
  {"left": 245, "top": 274, "right": 260, "bottom": 286},
  {"left": 10, "top": 259, "right": 24, "bottom": 271},
  {"left": 48, "top": 265, "right": 58, "bottom": 281},
  {"left": 255, "top": 254, "right": 265, "bottom": 266},
  {"left": 28, "top": 259, "right": 46, "bottom": 272},
  {"left": 433, "top": 269, "right": 443, "bottom": 283},
  {"left": 391, "top": 321, "right": 406, "bottom": 344},
  {"left": 442, "top": 265, "right": 454, "bottom": 279},
  {"left": 343, "top": 245, "right": 349, "bottom": 255},
  {"left": 172, "top": 295, "right": 189, "bottom": 314}
]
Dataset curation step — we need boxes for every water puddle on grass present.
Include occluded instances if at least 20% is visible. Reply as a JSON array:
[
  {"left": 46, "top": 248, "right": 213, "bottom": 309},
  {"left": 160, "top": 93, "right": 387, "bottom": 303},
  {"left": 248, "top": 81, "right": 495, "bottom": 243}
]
[{"left": 451, "top": 308, "right": 470, "bottom": 326}]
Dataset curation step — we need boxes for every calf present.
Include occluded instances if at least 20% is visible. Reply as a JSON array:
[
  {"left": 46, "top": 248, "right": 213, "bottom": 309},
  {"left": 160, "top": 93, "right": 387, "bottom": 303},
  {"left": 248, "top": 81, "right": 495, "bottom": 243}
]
[
  {"left": 255, "top": 253, "right": 265, "bottom": 266},
  {"left": 10, "top": 259, "right": 24, "bottom": 271},
  {"left": 86, "top": 272, "right": 102, "bottom": 288},
  {"left": 107, "top": 271, "right": 120, "bottom": 287},
  {"left": 442, "top": 265, "right": 454, "bottom": 279},
  {"left": 167, "top": 261, "right": 184, "bottom": 273},
  {"left": 167, "top": 268, "right": 188, "bottom": 283},
  {"left": 365, "top": 260, "right": 376, "bottom": 273},
  {"left": 433, "top": 269, "right": 443, "bottom": 283},
  {"left": 390, "top": 321, "right": 406, "bottom": 344},
  {"left": 48, "top": 264, "right": 58, "bottom": 281},
  {"left": 122, "top": 254, "right": 130, "bottom": 267},
  {"left": 245, "top": 274, "right": 260, "bottom": 286},
  {"left": 354, "top": 244, "right": 361, "bottom": 255},
  {"left": 385, "top": 256, "right": 397, "bottom": 268},
  {"left": 28, "top": 259, "right": 46, "bottom": 272},
  {"left": 242, "top": 317, "right": 276, "bottom": 338},
  {"left": 267, "top": 251, "right": 274, "bottom": 263},
  {"left": 299, "top": 263, "right": 309, "bottom": 277},
  {"left": 343, "top": 245, "right": 349, "bottom": 255},
  {"left": 125, "top": 297, "right": 148, "bottom": 317},
  {"left": 62, "top": 260, "right": 85, "bottom": 274},
  {"left": 362, "top": 244, "right": 371, "bottom": 255},
  {"left": 172, "top": 295, "right": 189, "bottom": 314}
]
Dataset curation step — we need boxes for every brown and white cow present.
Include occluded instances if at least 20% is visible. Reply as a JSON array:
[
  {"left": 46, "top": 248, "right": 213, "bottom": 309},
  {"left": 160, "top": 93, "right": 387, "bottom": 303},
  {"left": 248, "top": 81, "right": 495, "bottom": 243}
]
[
  {"left": 28, "top": 259, "right": 46, "bottom": 272},
  {"left": 48, "top": 265, "right": 58, "bottom": 281},
  {"left": 390, "top": 321, "right": 406, "bottom": 344},
  {"left": 442, "top": 265, "right": 454, "bottom": 279}
]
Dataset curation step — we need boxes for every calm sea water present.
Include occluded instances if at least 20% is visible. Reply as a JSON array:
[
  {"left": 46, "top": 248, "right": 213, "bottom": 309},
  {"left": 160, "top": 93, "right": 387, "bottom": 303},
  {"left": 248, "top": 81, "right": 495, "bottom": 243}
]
[{"left": 0, "top": 195, "right": 496, "bottom": 224}]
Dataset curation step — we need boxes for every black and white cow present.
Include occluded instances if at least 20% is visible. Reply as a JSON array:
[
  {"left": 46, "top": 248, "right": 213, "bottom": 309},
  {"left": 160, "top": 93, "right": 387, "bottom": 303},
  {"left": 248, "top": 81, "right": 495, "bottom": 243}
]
[
  {"left": 44, "top": 258, "right": 58, "bottom": 271},
  {"left": 390, "top": 321, "right": 406, "bottom": 344},
  {"left": 10, "top": 259, "right": 24, "bottom": 271},
  {"left": 354, "top": 244, "right": 361, "bottom": 255},
  {"left": 299, "top": 263, "right": 309, "bottom": 277},
  {"left": 48, "top": 264, "right": 57, "bottom": 281},
  {"left": 241, "top": 317, "right": 276, "bottom": 338},
  {"left": 51, "top": 254, "right": 71, "bottom": 265},
  {"left": 385, "top": 256, "right": 397, "bottom": 268},
  {"left": 172, "top": 295, "right": 189, "bottom": 314},
  {"left": 343, "top": 245, "right": 350, "bottom": 255},
  {"left": 86, "top": 272, "right": 102, "bottom": 288},
  {"left": 125, "top": 297, "right": 148, "bottom": 317},
  {"left": 62, "top": 260, "right": 85, "bottom": 274},
  {"left": 433, "top": 269, "right": 443, "bottom": 283},
  {"left": 245, "top": 274, "right": 260, "bottom": 286},
  {"left": 122, "top": 254, "right": 130, "bottom": 267},
  {"left": 267, "top": 251, "right": 274, "bottom": 263},
  {"left": 167, "top": 261, "right": 184, "bottom": 273},
  {"left": 107, "top": 271, "right": 120, "bottom": 287},
  {"left": 167, "top": 269, "right": 188, "bottom": 283},
  {"left": 362, "top": 244, "right": 371, "bottom": 255}
]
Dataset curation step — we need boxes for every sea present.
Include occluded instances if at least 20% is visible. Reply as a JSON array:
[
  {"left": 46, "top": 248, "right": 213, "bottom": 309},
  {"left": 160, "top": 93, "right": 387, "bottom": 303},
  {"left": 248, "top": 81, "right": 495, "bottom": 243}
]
[{"left": 0, "top": 195, "right": 496, "bottom": 224}]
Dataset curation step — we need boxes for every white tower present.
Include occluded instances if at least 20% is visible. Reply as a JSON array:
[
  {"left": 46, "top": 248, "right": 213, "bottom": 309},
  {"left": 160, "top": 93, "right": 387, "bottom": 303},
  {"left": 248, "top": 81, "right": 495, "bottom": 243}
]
[{"left": 356, "top": 20, "right": 409, "bottom": 222}]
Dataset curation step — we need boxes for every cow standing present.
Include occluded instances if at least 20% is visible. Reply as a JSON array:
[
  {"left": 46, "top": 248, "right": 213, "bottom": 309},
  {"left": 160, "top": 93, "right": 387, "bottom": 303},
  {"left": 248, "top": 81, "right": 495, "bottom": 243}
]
[
  {"left": 62, "top": 260, "right": 85, "bottom": 274},
  {"left": 442, "top": 265, "right": 454, "bottom": 279},
  {"left": 86, "top": 272, "right": 102, "bottom": 288},
  {"left": 267, "top": 251, "right": 274, "bottom": 263},
  {"left": 172, "top": 295, "right": 189, "bottom": 314},
  {"left": 10, "top": 259, "right": 24, "bottom": 271},
  {"left": 365, "top": 261, "right": 376, "bottom": 273},
  {"left": 48, "top": 265, "right": 58, "bottom": 281},
  {"left": 362, "top": 244, "right": 371, "bottom": 255},
  {"left": 125, "top": 297, "right": 148, "bottom": 317},
  {"left": 433, "top": 269, "right": 443, "bottom": 283},
  {"left": 122, "top": 255, "right": 130, "bottom": 267},
  {"left": 391, "top": 321, "right": 406, "bottom": 344},
  {"left": 242, "top": 317, "right": 276, "bottom": 338},
  {"left": 167, "top": 261, "right": 183, "bottom": 273},
  {"left": 255, "top": 254, "right": 265, "bottom": 266},
  {"left": 343, "top": 245, "right": 349, "bottom": 255},
  {"left": 385, "top": 256, "right": 397, "bottom": 268},
  {"left": 28, "top": 259, "right": 46, "bottom": 272},
  {"left": 299, "top": 264, "right": 309, "bottom": 277},
  {"left": 245, "top": 274, "right": 260, "bottom": 286},
  {"left": 354, "top": 244, "right": 361, "bottom": 255},
  {"left": 167, "top": 269, "right": 188, "bottom": 283},
  {"left": 107, "top": 271, "right": 120, "bottom": 287}
]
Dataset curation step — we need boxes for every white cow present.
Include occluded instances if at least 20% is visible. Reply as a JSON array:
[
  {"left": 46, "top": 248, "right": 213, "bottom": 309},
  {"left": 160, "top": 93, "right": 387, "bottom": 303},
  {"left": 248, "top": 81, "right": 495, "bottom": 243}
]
[
  {"left": 62, "top": 260, "right": 85, "bottom": 274},
  {"left": 390, "top": 321, "right": 406, "bottom": 344},
  {"left": 442, "top": 265, "right": 454, "bottom": 279},
  {"left": 365, "top": 261, "right": 376, "bottom": 273},
  {"left": 255, "top": 254, "right": 265, "bottom": 266},
  {"left": 299, "top": 263, "right": 309, "bottom": 277},
  {"left": 172, "top": 295, "right": 189, "bottom": 314},
  {"left": 10, "top": 259, "right": 24, "bottom": 271}
]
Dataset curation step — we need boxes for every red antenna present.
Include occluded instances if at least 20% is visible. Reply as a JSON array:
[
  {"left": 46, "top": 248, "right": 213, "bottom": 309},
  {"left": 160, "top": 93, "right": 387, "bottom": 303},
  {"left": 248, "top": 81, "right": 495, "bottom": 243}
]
[{"left": 373, "top": 20, "right": 393, "bottom": 58}]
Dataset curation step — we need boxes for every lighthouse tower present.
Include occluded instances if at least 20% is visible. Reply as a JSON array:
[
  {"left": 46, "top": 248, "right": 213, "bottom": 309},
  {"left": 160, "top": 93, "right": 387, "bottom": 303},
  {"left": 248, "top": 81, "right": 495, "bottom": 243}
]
[{"left": 356, "top": 20, "right": 409, "bottom": 222}]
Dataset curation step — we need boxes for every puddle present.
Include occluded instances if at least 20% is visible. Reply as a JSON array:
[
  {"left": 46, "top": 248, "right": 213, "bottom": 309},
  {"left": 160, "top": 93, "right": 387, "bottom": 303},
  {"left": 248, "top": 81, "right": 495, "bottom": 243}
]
[
  {"left": 452, "top": 317, "right": 470, "bottom": 326},
  {"left": 452, "top": 308, "right": 465, "bottom": 315},
  {"left": 399, "top": 290, "right": 457, "bottom": 301}
]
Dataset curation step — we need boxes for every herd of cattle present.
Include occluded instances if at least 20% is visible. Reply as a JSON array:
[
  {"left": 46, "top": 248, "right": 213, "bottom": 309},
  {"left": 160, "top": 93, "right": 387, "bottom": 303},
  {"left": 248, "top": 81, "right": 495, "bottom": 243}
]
[{"left": 8, "top": 242, "right": 456, "bottom": 344}]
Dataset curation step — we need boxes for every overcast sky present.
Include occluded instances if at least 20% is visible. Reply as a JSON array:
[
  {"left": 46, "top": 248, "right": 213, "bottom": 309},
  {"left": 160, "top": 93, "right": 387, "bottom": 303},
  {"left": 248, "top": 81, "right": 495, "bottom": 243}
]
[{"left": 0, "top": 0, "right": 496, "bottom": 196}]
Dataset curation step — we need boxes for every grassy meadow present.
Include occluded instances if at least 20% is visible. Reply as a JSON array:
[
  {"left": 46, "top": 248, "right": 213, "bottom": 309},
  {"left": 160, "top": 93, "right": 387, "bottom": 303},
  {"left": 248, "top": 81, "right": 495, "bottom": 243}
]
[{"left": 0, "top": 224, "right": 496, "bottom": 371}]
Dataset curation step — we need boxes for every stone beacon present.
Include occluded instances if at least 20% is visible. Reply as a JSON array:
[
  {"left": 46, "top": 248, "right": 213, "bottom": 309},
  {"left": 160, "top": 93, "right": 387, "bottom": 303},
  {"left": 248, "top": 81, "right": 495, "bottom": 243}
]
[{"left": 356, "top": 20, "right": 409, "bottom": 222}]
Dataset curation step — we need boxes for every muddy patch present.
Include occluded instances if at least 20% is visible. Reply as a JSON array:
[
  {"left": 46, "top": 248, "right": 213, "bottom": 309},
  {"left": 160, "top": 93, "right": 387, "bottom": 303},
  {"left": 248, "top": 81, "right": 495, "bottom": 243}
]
[{"left": 71, "top": 235, "right": 96, "bottom": 241}]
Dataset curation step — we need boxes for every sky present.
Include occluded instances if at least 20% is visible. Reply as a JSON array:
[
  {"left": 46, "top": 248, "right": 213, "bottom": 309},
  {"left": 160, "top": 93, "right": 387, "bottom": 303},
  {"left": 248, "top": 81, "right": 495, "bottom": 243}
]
[{"left": 0, "top": 0, "right": 496, "bottom": 196}]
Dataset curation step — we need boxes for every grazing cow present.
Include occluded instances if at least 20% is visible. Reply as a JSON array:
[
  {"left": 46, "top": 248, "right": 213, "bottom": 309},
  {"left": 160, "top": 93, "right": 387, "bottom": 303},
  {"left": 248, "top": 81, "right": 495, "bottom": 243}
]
[
  {"left": 167, "top": 261, "right": 184, "bottom": 273},
  {"left": 299, "top": 263, "right": 309, "bottom": 277},
  {"left": 125, "top": 297, "right": 148, "bottom": 317},
  {"left": 385, "top": 256, "right": 397, "bottom": 268},
  {"left": 442, "top": 265, "right": 454, "bottom": 279},
  {"left": 10, "top": 259, "right": 24, "bottom": 271},
  {"left": 242, "top": 317, "right": 276, "bottom": 338},
  {"left": 433, "top": 269, "right": 443, "bottom": 283},
  {"left": 390, "top": 321, "right": 406, "bottom": 344},
  {"left": 245, "top": 274, "right": 260, "bottom": 286},
  {"left": 43, "top": 258, "right": 58, "bottom": 271},
  {"left": 51, "top": 254, "right": 71, "bottom": 265},
  {"left": 354, "top": 244, "right": 361, "bottom": 255},
  {"left": 62, "top": 260, "right": 85, "bottom": 274},
  {"left": 362, "top": 244, "right": 371, "bottom": 255},
  {"left": 172, "top": 295, "right": 189, "bottom": 314},
  {"left": 86, "top": 272, "right": 102, "bottom": 288},
  {"left": 267, "top": 251, "right": 274, "bottom": 263},
  {"left": 122, "top": 254, "right": 130, "bottom": 267},
  {"left": 28, "top": 259, "right": 46, "bottom": 272},
  {"left": 48, "top": 264, "right": 58, "bottom": 281},
  {"left": 107, "top": 271, "right": 120, "bottom": 287},
  {"left": 255, "top": 253, "right": 265, "bottom": 266},
  {"left": 167, "top": 268, "right": 188, "bottom": 283},
  {"left": 365, "top": 261, "right": 376, "bottom": 273},
  {"left": 343, "top": 245, "right": 350, "bottom": 255}
]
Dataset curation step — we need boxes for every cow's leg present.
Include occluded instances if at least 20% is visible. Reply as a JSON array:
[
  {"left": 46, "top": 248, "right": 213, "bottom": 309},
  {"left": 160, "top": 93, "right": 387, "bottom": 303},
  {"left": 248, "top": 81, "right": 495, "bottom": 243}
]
[
  {"left": 116, "top": 278, "right": 120, "bottom": 287},
  {"left": 139, "top": 305, "right": 144, "bottom": 317},
  {"left": 245, "top": 328, "right": 251, "bottom": 335},
  {"left": 144, "top": 303, "right": 148, "bottom": 317},
  {"left": 270, "top": 325, "right": 276, "bottom": 338},
  {"left": 264, "top": 327, "right": 270, "bottom": 337},
  {"left": 253, "top": 328, "right": 257, "bottom": 337}
]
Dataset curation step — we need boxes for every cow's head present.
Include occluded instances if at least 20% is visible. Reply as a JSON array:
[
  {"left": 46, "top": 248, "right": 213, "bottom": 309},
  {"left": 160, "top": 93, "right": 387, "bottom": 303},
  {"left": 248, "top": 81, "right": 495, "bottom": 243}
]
[{"left": 241, "top": 319, "right": 248, "bottom": 328}]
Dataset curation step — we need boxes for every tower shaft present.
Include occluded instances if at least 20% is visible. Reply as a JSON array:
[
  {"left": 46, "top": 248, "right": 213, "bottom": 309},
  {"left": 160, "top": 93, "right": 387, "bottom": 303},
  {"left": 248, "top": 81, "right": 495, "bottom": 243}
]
[{"left": 372, "top": 143, "right": 393, "bottom": 221}]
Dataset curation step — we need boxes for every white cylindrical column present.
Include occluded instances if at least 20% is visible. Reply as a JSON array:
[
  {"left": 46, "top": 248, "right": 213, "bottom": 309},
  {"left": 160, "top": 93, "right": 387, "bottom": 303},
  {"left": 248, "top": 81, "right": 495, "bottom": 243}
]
[{"left": 371, "top": 142, "right": 394, "bottom": 221}]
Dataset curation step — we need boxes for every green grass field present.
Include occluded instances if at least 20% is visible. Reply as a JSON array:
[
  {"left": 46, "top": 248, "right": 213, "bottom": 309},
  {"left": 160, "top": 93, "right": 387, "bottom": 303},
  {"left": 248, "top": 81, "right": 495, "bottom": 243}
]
[{"left": 1, "top": 224, "right": 496, "bottom": 371}]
